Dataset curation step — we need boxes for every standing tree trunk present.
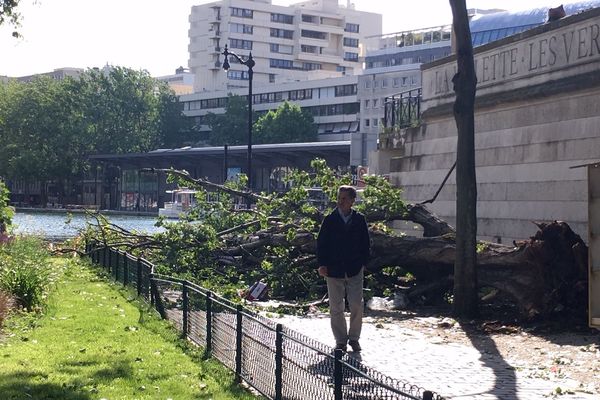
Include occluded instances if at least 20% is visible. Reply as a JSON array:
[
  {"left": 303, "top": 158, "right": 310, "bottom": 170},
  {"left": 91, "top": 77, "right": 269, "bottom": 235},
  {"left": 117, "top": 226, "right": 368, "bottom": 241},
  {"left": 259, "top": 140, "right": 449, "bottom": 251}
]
[{"left": 449, "top": 0, "right": 479, "bottom": 318}]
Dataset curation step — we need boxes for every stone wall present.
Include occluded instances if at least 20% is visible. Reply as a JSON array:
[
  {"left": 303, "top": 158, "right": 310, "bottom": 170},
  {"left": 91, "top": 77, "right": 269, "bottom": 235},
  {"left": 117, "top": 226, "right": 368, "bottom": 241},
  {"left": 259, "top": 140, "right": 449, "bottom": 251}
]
[{"left": 379, "top": 8, "right": 600, "bottom": 243}]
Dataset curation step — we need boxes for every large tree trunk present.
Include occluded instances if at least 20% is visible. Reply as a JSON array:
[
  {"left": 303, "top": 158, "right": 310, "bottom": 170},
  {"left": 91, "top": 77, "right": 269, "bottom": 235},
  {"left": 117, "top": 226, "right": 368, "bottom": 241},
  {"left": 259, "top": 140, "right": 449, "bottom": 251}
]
[
  {"left": 367, "top": 220, "right": 588, "bottom": 319},
  {"left": 450, "top": 0, "right": 479, "bottom": 318}
]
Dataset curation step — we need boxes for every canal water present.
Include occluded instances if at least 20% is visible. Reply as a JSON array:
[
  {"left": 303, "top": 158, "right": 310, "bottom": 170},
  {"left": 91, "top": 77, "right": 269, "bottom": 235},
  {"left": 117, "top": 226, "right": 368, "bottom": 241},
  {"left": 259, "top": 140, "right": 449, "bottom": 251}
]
[{"left": 12, "top": 211, "right": 163, "bottom": 241}]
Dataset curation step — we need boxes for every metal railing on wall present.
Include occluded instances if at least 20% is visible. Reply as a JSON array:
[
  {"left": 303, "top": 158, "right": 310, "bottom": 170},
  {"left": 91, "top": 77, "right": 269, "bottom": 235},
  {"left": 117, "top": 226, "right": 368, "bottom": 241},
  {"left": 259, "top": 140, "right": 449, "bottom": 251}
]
[
  {"left": 86, "top": 243, "right": 445, "bottom": 400},
  {"left": 383, "top": 88, "right": 422, "bottom": 130}
]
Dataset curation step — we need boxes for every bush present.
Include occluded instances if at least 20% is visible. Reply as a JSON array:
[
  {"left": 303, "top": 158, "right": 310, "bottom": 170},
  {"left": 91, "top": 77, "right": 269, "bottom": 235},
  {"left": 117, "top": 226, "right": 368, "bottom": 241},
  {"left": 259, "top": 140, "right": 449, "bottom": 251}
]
[
  {"left": 0, "top": 237, "right": 51, "bottom": 311},
  {"left": 0, "top": 288, "right": 14, "bottom": 327}
]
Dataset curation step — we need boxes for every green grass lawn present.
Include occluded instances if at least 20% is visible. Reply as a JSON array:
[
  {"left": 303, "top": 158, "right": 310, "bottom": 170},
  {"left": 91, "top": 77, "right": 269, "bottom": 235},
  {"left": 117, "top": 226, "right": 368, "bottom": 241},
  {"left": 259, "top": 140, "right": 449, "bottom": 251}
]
[{"left": 0, "top": 258, "right": 259, "bottom": 400}]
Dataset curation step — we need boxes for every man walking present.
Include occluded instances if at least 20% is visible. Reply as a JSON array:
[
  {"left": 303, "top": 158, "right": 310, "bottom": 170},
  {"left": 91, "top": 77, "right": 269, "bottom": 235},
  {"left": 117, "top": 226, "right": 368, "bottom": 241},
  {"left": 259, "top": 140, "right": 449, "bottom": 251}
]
[{"left": 317, "top": 185, "right": 370, "bottom": 352}]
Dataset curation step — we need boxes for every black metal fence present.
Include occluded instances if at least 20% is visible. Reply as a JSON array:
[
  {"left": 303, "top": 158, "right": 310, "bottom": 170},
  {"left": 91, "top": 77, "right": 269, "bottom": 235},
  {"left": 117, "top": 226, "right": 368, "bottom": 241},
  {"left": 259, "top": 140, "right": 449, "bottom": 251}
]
[
  {"left": 383, "top": 89, "right": 422, "bottom": 130},
  {"left": 86, "top": 244, "right": 445, "bottom": 400}
]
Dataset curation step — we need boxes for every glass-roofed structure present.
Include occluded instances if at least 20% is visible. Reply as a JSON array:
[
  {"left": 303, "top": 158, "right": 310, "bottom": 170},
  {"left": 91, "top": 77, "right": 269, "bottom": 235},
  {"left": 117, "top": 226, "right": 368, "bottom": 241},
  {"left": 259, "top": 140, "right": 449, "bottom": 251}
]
[{"left": 470, "top": 0, "right": 600, "bottom": 46}]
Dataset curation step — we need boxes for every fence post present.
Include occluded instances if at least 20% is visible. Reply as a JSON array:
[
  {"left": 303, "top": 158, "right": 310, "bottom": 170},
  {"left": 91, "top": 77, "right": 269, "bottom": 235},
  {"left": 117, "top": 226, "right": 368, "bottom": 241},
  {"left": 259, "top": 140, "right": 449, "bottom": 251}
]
[
  {"left": 137, "top": 258, "right": 143, "bottom": 297},
  {"left": 205, "top": 292, "right": 212, "bottom": 356},
  {"left": 235, "top": 304, "right": 243, "bottom": 383},
  {"left": 423, "top": 391, "right": 433, "bottom": 400},
  {"left": 334, "top": 349, "right": 343, "bottom": 400},
  {"left": 123, "top": 252, "right": 129, "bottom": 286},
  {"left": 114, "top": 250, "right": 120, "bottom": 282},
  {"left": 102, "top": 246, "right": 107, "bottom": 268},
  {"left": 275, "top": 324, "right": 283, "bottom": 400},
  {"left": 182, "top": 281, "right": 189, "bottom": 338},
  {"left": 149, "top": 273, "right": 166, "bottom": 319}
]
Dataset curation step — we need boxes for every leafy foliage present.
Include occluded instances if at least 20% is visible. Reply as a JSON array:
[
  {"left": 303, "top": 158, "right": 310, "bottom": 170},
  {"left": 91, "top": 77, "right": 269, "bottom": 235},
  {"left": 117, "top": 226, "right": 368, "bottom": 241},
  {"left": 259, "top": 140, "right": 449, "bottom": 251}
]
[
  {"left": 0, "top": 180, "right": 14, "bottom": 229},
  {"left": 83, "top": 159, "right": 407, "bottom": 302},
  {"left": 205, "top": 94, "right": 251, "bottom": 146},
  {"left": 254, "top": 101, "right": 317, "bottom": 144},
  {"left": 205, "top": 97, "right": 318, "bottom": 146},
  {"left": 0, "top": 67, "right": 193, "bottom": 203},
  {"left": 0, "top": 236, "right": 51, "bottom": 310},
  {"left": 0, "top": 0, "right": 21, "bottom": 37}
]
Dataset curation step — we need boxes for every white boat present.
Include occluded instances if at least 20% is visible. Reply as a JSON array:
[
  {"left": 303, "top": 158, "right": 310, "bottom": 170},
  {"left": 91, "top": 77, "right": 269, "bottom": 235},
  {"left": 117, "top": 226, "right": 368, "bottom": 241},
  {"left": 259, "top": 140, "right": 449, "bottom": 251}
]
[{"left": 158, "top": 189, "right": 197, "bottom": 218}]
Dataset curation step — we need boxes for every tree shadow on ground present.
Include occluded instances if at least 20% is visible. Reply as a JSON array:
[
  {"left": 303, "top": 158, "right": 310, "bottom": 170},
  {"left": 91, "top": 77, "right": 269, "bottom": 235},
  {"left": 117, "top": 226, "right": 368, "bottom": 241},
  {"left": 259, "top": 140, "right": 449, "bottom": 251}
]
[
  {"left": 0, "top": 371, "right": 92, "bottom": 400},
  {"left": 457, "top": 319, "right": 519, "bottom": 399}
]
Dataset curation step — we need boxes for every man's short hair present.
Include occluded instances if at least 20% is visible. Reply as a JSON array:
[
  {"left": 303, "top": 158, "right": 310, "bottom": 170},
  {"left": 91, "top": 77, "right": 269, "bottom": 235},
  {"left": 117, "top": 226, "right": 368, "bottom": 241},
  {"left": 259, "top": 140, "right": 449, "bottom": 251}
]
[{"left": 338, "top": 185, "right": 357, "bottom": 199}]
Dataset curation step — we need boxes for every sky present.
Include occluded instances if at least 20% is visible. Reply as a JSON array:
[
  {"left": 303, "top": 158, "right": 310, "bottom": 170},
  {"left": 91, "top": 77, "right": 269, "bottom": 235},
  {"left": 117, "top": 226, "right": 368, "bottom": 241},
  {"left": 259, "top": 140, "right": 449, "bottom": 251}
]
[{"left": 0, "top": 0, "right": 562, "bottom": 77}]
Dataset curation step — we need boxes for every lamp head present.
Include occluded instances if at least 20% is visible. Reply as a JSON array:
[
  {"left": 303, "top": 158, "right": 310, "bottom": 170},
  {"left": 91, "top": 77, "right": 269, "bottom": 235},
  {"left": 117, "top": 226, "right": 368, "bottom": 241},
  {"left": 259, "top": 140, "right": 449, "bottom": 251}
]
[{"left": 222, "top": 45, "right": 230, "bottom": 71}]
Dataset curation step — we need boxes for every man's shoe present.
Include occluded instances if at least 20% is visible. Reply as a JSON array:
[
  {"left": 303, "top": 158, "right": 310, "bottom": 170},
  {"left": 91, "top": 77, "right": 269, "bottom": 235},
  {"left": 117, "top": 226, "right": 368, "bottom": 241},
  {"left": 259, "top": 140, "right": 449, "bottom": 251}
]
[
  {"left": 334, "top": 343, "right": 347, "bottom": 352},
  {"left": 348, "top": 340, "right": 361, "bottom": 352}
]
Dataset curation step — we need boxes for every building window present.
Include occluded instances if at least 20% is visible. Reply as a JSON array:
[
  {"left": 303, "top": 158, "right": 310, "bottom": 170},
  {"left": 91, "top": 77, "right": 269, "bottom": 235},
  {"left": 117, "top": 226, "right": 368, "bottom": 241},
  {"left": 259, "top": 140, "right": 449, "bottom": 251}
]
[
  {"left": 229, "top": 38, "right": 252, "bottom": 50},
  {"left": 301, "top": 29, "right": 327, "bottom": 40},
  {"left": 227, "top": 70, "right": 249, "bottom": 80},
  {"left": 373, "top": 98, "right": 378, "bottom": 108},
  {"left": 393, "top": 77, "right": 400, "bottom": 87},
  {"left": 364, "top": 80, "right": 371, "bottom": 89},
  {"left": 372, "top": 118, "right": 378, "bottom": 127},
  {"left": 302, "top": 14, "right": 317, "bottom": 23},
  {"left": 270, "top": 28, "right": 294, "bottom": 39},
  {"left": 229, "top": 23, "right": 253, "bottom": 34},
  {"left": 343, "top": 52, "right": 358, "bottom": 62},
  {"left": 270, "top": 43, "right": 293, "bottom": 54},
  {"left": 382, "top": 79, "right": 388, "bottom": 88},
  {"left": 345, "top": 23, "right": 359, "bottom": 33},
  {"left": 270, "top": 58, "right": 294, "bottom": 69},
  {"left": 334, "top": 84, "right": 357, "bottom": 97},
  {"left": 271, "top": 13, "right": 293, "bottom": 24},
  {"left": 343, "top": 37, "right": 359, "bottom": 47},
  {"left": 364, "top": 99, "right": 370, "bottom": 108},
  {"left": 336, "top": 66, "right": 347, "bottom": 74},
  {"left": 302, "top": 62, "right": 321, "bottom": 70},
  {"left": 364, "top": 119, "right": 370, "bottom": 127},
  {"left": 269, "top": 74, "right": 276, "bottom": 83},
  {"left": 301, "top": 44, "right": 318, "bottom": 53},
  {"left": 288, "top": 89, "right": 313, "bottom": 100},
  {"left": 230, "top": 7, "right": 253, "bottom": 18}
]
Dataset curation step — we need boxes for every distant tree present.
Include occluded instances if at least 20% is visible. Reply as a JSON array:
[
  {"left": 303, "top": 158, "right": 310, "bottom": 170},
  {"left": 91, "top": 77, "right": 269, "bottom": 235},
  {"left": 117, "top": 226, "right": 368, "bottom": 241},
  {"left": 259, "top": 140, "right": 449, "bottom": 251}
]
[
  {"left": 205, "top": 94, "right": 250, "bottom": 146},
  {"left": 0, "top": 67, "right": 190, "bottom": 203},
  {"left": 157, "top": 88, "right": 196, "bottom": 148},
  {"left": 77, "top": 67, "right": 168, "bottom": 154},
  {"left": 0, "top": 0, "right": 22, "bottom": 37},
  {"left": 253, "top": 101, "right": 317, "bottom": 144}
]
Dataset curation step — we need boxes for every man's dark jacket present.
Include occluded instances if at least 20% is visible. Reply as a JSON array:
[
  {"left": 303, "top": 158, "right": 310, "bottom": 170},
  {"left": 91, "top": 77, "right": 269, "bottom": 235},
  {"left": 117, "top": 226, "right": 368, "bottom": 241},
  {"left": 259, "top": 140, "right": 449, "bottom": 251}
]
[{"left": 316, "top": 208, "right": 370, "bottom": 278}]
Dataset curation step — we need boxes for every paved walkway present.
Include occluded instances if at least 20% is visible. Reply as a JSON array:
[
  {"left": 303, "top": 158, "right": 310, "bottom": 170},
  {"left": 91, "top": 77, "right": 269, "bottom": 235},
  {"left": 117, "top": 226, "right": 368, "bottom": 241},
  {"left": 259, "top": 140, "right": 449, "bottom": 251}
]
[{"left": 274, "top": 313, "right": 598, "bottom": 400}]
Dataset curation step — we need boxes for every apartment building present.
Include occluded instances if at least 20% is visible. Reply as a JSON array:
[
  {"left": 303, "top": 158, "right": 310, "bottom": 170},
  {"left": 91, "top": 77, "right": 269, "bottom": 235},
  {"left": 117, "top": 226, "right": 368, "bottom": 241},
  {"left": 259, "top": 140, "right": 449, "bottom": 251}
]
[
  {"left": 188, "top": 0, "right": 381, "bottom": 92},
  {"left": 180, "top": 74, "right": 359, "bottom": 142},
  {"left": 12, "top": 67, "right": 84, "bottom": 82},
  {"left": 352, "top": 26, "right": 452, "bottom": 166}
]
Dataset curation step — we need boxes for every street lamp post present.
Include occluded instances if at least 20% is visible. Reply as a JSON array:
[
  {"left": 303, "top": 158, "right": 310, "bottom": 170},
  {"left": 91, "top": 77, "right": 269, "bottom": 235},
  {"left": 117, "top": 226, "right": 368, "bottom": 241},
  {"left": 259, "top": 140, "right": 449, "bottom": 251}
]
[{"left": 221, "top": 45, "right": 255, "bottom": 191}]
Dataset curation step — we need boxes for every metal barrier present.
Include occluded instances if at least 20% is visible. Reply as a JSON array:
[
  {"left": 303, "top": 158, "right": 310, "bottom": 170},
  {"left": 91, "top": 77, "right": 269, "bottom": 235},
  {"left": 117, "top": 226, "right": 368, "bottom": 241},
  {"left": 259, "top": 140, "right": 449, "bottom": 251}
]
[
  {"left": 383, "top": 88, "right": 422, "bottom": 130},
  {"left": 85, "top": 243, "right": 445, "bottom": 400}
]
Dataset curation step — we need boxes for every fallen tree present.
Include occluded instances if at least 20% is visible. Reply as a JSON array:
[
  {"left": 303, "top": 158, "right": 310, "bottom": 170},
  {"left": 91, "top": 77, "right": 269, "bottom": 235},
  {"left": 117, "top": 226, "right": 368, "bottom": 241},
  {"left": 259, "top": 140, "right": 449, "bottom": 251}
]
[{"left": 82, "top": 161, "right": 588, "bottom": 320}]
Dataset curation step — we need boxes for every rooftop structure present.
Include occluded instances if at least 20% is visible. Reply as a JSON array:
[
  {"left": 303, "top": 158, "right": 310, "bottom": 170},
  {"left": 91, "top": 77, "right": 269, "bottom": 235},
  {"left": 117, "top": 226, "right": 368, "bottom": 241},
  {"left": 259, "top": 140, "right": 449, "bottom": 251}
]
[{"left": 470, "top": 0, "right": 600, "bottom": 46}]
